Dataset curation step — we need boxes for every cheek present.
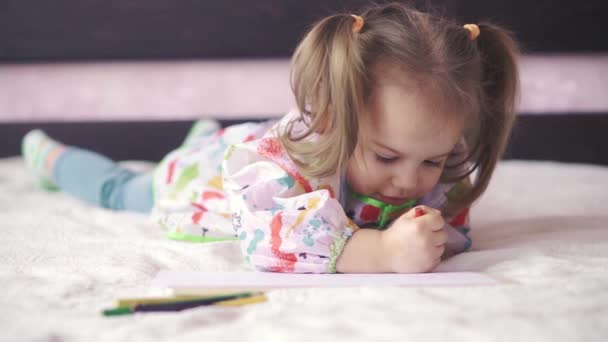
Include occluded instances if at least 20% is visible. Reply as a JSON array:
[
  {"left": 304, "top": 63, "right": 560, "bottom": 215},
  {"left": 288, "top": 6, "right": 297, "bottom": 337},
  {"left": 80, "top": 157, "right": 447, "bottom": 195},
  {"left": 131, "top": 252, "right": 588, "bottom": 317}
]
[
  {"left": 346, "top": 162, "right": 365, "bottom": 194},
  {"left": 418, "top": 169, "right": 443, "bottom": 194},
  {"left": 346, "top": 157, "right": 380, "bottom": 195}
]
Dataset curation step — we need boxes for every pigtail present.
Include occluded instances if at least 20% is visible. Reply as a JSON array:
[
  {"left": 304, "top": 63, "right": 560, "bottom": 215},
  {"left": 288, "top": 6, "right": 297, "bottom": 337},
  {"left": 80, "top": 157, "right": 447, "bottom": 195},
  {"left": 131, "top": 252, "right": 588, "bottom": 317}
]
[
  {"left": 456, "top": 22, "right": 520, "bottom": 210},
  {"left": 282, "top": 14, "right": 367, "bottom": 178}
]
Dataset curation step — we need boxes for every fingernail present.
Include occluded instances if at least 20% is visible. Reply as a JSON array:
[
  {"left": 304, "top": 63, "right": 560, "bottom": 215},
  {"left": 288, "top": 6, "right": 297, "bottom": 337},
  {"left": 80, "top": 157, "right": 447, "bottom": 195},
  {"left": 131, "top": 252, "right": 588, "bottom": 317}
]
[{"left": 414, "top": 207, "right": 425, "bottom": 218}]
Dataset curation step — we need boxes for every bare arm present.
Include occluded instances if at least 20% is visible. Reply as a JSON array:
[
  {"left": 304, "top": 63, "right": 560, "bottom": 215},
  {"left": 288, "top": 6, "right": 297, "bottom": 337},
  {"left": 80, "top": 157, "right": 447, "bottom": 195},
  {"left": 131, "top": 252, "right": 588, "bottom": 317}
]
[{"left": 335, "top": 228, "right": 392, "bottom": 273}]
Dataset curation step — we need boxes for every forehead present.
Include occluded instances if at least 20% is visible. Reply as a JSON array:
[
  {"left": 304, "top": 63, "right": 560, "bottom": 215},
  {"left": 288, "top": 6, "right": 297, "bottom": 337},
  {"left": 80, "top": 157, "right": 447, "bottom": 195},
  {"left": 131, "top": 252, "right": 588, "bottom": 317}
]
[{"left": 364, "top": 65, "right": 465, "bottom": 153}]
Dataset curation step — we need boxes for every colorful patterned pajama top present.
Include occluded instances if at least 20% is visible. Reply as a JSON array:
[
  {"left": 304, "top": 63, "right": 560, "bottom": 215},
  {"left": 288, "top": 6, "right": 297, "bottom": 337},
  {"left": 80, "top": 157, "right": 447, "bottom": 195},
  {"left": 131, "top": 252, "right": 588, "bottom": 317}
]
[{"left": 152, "top": 110, "right": 472, "bottom": 273}]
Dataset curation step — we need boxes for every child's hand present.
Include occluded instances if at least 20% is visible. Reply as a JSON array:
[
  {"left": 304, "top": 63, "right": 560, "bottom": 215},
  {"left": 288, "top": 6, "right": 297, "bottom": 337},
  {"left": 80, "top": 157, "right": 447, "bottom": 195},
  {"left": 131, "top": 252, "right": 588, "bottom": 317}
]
[{"left": 380, "top": 206, "right": 447, "bottom": 273}]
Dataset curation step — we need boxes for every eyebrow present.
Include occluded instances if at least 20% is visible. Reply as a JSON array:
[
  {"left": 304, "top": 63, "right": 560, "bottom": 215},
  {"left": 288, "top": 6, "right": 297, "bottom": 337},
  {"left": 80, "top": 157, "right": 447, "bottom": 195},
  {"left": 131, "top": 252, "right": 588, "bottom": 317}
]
[
  {"left": 373, "top": 140, "right": 402, "bottom": 155},
  {"left": 372, "top": 140, "right": 452, "bottom": 159}
]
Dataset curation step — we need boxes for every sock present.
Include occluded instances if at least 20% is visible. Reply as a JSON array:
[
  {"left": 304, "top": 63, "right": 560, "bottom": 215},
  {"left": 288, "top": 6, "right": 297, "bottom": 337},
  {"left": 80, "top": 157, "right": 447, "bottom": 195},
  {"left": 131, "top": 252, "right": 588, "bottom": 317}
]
[{"left": 21, "top": 129, "right": 65, "bottom": 191}]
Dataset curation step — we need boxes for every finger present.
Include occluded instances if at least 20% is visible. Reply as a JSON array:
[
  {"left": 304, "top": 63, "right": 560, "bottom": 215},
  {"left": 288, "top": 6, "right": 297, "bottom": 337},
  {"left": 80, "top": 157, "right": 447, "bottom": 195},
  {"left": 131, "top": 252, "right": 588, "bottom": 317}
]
[
  {"left": 401, "top": 206, "right": 423, "bottom": 219},
  {"left": 419, "top": 214, "right": 445, "bottom": 232},
  {"left": 401, "top": 205, "right": 442, "bottom": 220},
  {"left": 428, "top": 257, "right": 442, "bottom": 271},
  {"left": 432, "top": 229, "right": 448, "bottom": 246},
  {"left": 416, "top": 205, "right": 442, "bottom": 217},
  {"left": 433, "top": 244, "right": 446, "bottom": 259}
]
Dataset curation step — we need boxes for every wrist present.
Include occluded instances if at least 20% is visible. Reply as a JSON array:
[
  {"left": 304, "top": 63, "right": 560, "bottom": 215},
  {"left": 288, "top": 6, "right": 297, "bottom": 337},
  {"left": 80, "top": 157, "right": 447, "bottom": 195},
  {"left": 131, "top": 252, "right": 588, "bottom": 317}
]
[
  {"left": 335, "top": 228, "right": 392, "bottom": 273},
  {"left": 379, "top": 229, "right": 397, "bottom": 272}
]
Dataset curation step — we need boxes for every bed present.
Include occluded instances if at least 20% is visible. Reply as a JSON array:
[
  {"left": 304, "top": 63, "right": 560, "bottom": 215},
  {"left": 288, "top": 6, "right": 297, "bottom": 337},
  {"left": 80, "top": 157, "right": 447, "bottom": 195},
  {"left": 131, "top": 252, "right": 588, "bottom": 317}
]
[{"left": 2, "top": 157, "right": 608, "bottom": 341}]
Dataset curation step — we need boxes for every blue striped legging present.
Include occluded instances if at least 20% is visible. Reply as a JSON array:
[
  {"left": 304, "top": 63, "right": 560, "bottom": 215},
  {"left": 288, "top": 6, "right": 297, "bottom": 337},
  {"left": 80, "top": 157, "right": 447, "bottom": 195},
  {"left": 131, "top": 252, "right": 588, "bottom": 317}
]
[{"left": 53, "top": 147, "right": 154, "bottom": 213}]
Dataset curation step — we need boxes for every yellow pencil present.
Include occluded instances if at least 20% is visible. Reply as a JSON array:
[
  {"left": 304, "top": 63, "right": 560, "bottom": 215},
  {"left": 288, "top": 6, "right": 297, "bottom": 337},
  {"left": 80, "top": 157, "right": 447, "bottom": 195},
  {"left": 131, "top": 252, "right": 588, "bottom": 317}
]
[
  {"left": 215, "top": 294, "right": 268, "bottom": 306},
  {"left": 117, "top": 295, "right": 206, "bottom": 307}
]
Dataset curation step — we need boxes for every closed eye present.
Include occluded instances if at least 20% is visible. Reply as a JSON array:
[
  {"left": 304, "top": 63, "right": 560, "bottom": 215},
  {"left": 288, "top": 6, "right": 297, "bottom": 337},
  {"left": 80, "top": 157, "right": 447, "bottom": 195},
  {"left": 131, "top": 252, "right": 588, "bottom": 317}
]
[
  {"left": 375, "top": 154, "right": 398, "bottom": 164},
  {"left": 423, "top": 160, "right": 442, "bottom": 167}
]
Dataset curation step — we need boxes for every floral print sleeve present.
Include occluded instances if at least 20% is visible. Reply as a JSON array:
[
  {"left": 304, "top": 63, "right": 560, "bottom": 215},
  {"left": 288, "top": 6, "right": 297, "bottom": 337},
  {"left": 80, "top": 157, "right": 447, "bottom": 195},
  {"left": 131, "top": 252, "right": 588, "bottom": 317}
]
[{"left": 222, "top": 136, "right": 358, "bottom": 273}]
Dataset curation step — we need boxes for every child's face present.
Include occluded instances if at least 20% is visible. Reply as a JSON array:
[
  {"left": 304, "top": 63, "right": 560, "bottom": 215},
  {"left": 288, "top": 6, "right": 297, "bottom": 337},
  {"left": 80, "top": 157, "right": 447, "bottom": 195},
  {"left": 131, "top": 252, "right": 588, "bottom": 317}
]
[{"left": 346, "top": 73, "right": 465, "bottom": 205}]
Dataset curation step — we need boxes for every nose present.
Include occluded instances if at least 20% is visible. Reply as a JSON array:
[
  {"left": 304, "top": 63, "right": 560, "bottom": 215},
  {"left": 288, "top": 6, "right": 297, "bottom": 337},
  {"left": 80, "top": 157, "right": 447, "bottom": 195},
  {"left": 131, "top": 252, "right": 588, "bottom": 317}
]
[{"left": 391, "top": 167, "right": 418, "bottom": 194}]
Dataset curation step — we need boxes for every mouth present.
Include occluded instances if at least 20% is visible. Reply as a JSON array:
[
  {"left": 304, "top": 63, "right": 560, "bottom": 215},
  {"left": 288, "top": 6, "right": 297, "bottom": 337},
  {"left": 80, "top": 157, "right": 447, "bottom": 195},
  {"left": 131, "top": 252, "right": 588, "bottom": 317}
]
[{"left": 375, "top": 194, "right": 411, "bottom": 205}]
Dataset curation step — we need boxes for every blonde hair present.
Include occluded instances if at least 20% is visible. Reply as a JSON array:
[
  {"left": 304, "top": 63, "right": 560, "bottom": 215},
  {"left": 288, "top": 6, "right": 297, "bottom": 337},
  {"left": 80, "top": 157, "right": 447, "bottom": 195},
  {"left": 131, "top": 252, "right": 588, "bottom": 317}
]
[{"left": 281, "top": 2, "right": 520, "bottom": 212}]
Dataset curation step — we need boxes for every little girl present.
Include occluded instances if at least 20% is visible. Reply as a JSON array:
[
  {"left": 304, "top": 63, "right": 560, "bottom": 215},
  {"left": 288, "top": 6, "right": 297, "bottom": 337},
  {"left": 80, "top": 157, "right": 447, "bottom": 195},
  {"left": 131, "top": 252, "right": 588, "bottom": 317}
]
[{"left": 22, "top": 3, "right": 520, "bottom": 273}]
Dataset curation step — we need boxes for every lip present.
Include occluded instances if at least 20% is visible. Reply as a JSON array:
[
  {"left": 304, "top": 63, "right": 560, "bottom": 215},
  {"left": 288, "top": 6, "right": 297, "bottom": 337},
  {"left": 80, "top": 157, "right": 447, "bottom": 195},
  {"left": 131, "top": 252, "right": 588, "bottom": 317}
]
[{"left": 375, "top": 194, "right": 410, "bottom": 205}]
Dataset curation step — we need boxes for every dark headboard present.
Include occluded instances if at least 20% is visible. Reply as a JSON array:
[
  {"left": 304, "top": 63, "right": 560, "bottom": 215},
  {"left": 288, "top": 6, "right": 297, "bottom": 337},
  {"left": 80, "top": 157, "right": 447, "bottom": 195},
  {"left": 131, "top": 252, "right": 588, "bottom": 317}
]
[
  {"left": 2, "top": 0, "right": 607, "bottom": 62},
  {"left": 1, "top": 114, "right": 607, "bottom": 165}
]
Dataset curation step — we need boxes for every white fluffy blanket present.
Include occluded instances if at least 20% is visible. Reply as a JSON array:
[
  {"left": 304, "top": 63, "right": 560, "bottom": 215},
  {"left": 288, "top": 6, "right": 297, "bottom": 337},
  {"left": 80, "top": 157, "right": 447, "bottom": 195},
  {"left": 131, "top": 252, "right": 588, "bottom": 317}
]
[{"left": 1, "top": 157, "right": 607, "bottom": 342}]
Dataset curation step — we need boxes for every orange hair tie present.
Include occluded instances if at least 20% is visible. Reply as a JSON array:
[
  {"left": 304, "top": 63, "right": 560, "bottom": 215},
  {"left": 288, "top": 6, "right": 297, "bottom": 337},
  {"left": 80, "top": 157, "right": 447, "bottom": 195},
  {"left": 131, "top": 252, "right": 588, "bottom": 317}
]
[
  {"left": 351, "top": 15, "right": 364, "bottom": 33},
  {"left": 463, "top": 24, "right": 480, "bottom": 40}
]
